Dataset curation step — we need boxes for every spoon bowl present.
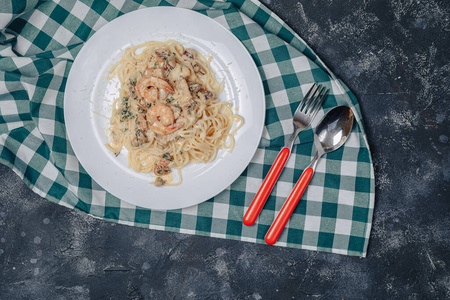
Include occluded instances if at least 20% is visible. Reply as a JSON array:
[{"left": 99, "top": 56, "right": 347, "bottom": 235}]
[{"left": 316, "top": 105, "right": 354, "bottom": 153}]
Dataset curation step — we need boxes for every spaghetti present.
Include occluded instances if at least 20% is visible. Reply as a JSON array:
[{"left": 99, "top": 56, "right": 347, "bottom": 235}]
[{"left": 106, "top": 40, "right": 243, "bottom": 186}]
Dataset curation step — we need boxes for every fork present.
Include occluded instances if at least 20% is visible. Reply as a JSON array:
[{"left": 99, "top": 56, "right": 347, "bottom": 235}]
[{"left": 243, "top": 83, "right": 329, "bottom": 226}]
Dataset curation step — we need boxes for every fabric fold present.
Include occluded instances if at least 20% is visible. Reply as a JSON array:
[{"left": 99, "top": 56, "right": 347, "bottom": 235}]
[{"left": 0, "top": 0, "right": 375, "bottom": 257}]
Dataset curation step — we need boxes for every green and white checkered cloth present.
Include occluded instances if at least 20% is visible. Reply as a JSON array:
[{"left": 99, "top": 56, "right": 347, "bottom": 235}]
[{"left": 0, "top": 0, "right": 375, "bottom": 257}]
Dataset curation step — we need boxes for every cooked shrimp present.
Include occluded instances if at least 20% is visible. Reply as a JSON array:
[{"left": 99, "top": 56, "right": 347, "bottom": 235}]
[
  {"left": 136, "top": 76, "right": 174, "bottom": 104},
  {"left": 147, "top": 103, "right": 181, "bottom": 134},
  {"left": 143, "top": 87, "right": 159, "bottom": 104}
]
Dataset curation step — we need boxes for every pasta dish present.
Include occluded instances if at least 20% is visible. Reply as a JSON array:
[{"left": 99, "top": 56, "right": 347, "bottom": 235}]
[{"left": 106, "top": 40, "right": 243, "bottom": 186}]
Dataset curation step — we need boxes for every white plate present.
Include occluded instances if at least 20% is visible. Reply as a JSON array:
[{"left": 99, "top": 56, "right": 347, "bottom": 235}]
[{"left": 64, "top": 7, "right": 265, "bottom": 210}]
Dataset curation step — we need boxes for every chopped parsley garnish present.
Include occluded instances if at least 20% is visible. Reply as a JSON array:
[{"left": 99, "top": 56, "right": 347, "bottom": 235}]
[
  {"left": 118, "top": 97, "right": 135, "bottom": 121},
  {"left": 162, "top": 153, "right": 173, "bottom": 161},
  {"left": 166, "top": 96, "right": 175, "bottom": 103},
  {"left": 119, "top": 110, "right": 134, "bottom": 121}
]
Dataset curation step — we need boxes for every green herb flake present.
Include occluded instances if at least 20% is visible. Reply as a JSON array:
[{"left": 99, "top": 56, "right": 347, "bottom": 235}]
[
  {"left": 119, "top": 110, "right": 135, "bottom": 122},
  {"left": 162, "top": 153, "right": 173, "bottom": 161}
]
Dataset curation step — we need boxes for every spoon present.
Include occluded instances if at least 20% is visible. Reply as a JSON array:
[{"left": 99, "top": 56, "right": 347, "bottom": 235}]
[{"left": 265, "top": 105, "right": 354, "bottom": 245}]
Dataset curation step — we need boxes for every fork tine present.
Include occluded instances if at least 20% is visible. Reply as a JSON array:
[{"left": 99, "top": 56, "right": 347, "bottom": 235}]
[
  {"left": 302, "top": 84, "right": 321, "bottom": 112},
  {"left": 307, "top": 85, "right": 326, "bottom": 112},
  {"left": 296, "top": 83, "right": 317, "bottom": 113},
  {"left": 310, "top": 89, "right": 329, "bottom": 119},
  {"left": 305, "top": 84, "right": 324, "bottom": 113}
]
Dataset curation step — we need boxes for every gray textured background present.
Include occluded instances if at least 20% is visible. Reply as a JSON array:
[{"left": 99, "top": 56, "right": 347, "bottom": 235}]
[{"left": 1, "top": 0, "right": 449, "bottom": 299}]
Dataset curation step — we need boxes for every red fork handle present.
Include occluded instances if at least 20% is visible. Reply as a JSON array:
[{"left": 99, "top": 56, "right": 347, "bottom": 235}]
[
  {"left": 243, "top": 147, "right": 291, "bottom": 226},
  {"left": 265, "top": 167, "right": 314, "bottom": 245}
]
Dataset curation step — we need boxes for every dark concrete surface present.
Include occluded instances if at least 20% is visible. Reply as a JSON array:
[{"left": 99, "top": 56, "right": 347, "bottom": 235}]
[{"left": 1, "top": 0, "right": 449, "bottom": 299}]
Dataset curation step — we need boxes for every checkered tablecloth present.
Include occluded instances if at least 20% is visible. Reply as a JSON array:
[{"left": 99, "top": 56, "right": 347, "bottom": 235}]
[{"left": 0, "top": 0, "right": 375, "bottom": 257}]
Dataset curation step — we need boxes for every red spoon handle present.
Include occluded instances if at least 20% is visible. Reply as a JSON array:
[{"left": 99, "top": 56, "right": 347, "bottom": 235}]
[
  {"left": 243, "top": 147, "right": 291, "bottom": 226},
  {"left": 265, "top": 167, "right": 314, "bottom": 245}
]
